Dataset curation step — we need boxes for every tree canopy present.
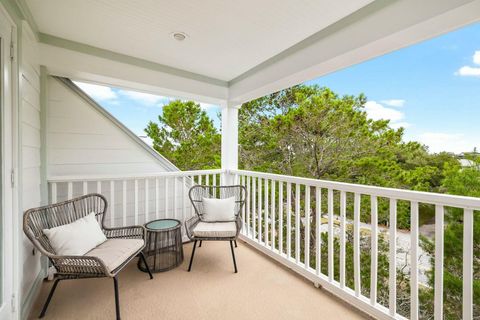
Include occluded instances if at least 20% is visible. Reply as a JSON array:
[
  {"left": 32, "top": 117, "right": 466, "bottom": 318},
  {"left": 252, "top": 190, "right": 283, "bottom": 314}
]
[{"left": 145, "top": 100, "right": 221, "bottom": 170}]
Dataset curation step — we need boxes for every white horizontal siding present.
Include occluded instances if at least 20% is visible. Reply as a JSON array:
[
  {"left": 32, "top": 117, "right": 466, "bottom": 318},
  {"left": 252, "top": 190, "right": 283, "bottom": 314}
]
[
  {"left": 47, "top": 77, "right": 173, "bottom": 177},
  {"left": 20, "top": 22, "right": 43, "bottom": 306}
]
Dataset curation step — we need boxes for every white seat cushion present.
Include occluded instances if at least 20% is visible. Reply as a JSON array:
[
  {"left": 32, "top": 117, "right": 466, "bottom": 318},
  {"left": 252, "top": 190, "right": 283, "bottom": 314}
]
[
  {"left": 193, "top": 222, "right": 237, "bottom": 238},
  {"left": 86, "top": 238, "right": 144, "bottom": 272}
]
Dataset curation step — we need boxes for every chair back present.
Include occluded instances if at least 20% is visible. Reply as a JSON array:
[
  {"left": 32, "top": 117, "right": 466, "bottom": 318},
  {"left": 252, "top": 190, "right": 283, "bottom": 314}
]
[
  {"left": 189, "top": 185, "right": 246, "bottom": 221},
  {"left": 23, "top": 193, "right": 107, "bottom": 256}
]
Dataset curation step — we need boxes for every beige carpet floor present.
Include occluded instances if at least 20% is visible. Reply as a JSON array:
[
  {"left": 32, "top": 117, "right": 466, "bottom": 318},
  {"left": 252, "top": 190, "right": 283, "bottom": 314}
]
[{"left": 29, "top": 241, "right": 367, "bottom": 320}]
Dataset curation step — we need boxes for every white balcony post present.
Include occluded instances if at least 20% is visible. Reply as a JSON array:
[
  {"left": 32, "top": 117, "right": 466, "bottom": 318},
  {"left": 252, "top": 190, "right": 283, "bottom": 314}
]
[{"left": 221, "top": 103, "right": 240, "bottom": 185}]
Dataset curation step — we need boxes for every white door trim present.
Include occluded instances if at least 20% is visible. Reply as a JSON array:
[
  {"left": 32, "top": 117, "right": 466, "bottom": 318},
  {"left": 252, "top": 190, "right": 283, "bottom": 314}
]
[{"left": 0, "top": 4, "right": 19, "bottom": 320}]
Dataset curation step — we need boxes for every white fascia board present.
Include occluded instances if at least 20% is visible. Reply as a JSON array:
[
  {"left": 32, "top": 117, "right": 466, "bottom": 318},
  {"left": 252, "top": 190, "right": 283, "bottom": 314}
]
[
  {"left": 39, "top": 42, "right": 228, "bottom": 105},
  {"left": 228, "top": 0, "right": 480, "bottom": 105}
]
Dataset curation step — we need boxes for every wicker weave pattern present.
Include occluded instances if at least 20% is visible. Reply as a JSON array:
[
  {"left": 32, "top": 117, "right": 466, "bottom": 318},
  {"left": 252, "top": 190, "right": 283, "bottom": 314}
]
[
  {"left": 23, "top": 193, "right": 146, "bottom": 278},
  {"left": 186, "top": 185, "right": 246, "bottom": 241}
]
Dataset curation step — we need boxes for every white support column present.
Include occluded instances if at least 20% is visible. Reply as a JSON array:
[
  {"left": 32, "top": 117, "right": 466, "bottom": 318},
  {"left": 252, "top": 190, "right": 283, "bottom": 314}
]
[{"left": 221, "top": 103, "right": 239, "bottom": 185}]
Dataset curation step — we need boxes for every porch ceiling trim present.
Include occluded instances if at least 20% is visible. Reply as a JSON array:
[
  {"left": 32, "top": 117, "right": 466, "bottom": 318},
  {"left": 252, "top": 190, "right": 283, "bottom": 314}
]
[{"left": 39, "top": 33, "right": 227, "bottom": 88}]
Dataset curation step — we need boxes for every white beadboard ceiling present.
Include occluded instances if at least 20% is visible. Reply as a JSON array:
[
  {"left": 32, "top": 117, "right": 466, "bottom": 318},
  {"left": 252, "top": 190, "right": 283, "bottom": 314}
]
[{"left": 25, "top": 0, "right": 374, "bottom": 81}]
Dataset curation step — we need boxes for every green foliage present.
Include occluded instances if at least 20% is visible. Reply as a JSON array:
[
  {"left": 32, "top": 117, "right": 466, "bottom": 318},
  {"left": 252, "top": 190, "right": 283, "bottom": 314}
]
[
  {"left": 240, "top": 85, "right": 456, "bottom": 229},
  {"left": 420, "top": 156, "right": 480, "bottom": 319},
  {"left": 145, "top": 100, "right": 221, "bottom": 170}
]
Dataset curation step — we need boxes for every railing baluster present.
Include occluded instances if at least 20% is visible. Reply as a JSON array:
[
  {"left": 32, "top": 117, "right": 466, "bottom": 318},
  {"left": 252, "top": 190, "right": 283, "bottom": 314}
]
[
  {"left": 155, "top": 178, "right": 160, "bottom": 219},
  {"left": 370, "top": 196, "right": 378, "bottom": 306},
  {"left": 287, "top": 182, "right": 292, "bottom": 259},
  {"left": 164, "top": 177, "right": 169, "bottom": 219},
  {"left": 67, "top": 182, "right": 73, "bottom": 200},
  {"left": 145, "top": 178, "right": 149, "bottom": 223},
  {"left": 328, "top": 188, "right": 334, "bottom": 282},
  {"left": 182, "top": 176, "right": 187, "bottom": 222},
  {"left": 83, "top": 181, "right": 88, "bottom": 195},
  {"left": 199, "top": 175, "right": 202, "bottom": 186},
  {"left": 271, "top": 179, "right": 276, "bottom": 251},
  {"left": 305, "top": 185, "right": 310, "bottom": 269},
  {"left": 434, "top": 205, "right": 444, "bottom": 320},
  {"left": 96, "top": 181, "right": 101, "bottom": 194},
  {"left": 174, "top": 177, "right": 178, "bottom": 220},
  {"left": 252, "top": 177, "right": 256, "bottom": 241},
  {"left": 340, "top": 191, "right": 346, "bottom": 288},
  {"left": 241, "top": 175, "right": 246, "bottom": 232},
  {"left": 134, "top": 179, "right": 139, "bottom": 225},
  {"left": 206, "top": 174, "right": 209, "bottom": 186},
  {"left": 315, "top": 187, "right": 321, "bottom": 276},
  {"left": 279, "top": 182, "right": 284, "bottom": 255},
  {"left": 246, "top": 176, "right": 251, "bottom": 237},
  {"left": 51, "top": 183, "right": 57, "bottom": 204},
  {"left": 295, "top": 184, "right": 301, "bottom": 264},
  {"left": 110, "top": 180, "right": 115, "bottom": 227},
  {"left": 389, "top": 198, "right": 397, "bottom": 316},
  {"left": 258, "top": 178, "right": 262, "bottom": 243},
  {"left": 463, "top": 208, "right": 474, "bottom": 320},
  {"left": 265, "top": 178, "right": 269, "bottom": 246},
  {"left": 354, "top": 193, "right": 361, "bottom": 297},
  {"left": 410, "top": 201, "right": 419, "bottom": 320},
  {"left": 122, "top": 180, "right": 127, "bottom": 226}
]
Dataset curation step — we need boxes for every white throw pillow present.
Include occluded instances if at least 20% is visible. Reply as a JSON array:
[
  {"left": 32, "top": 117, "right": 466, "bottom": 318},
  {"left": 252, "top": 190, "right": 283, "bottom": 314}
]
[
  {"left": 43, "top": 212, "right": 107, "bottom": 256},
  {"left": 202, "top": 197, "right": 236, "bottom": 222}
]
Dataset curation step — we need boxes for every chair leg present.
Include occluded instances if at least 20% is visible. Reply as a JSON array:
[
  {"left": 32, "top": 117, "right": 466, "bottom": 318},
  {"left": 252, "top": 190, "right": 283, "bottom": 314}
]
[
  {"left": 113, "top": 276, "right": 121, "bottom": 320},
  {"left": 234, "top": 240, "right": 238, "bottom": 248},
  {"left": 139, "top": 252, "right": 154, "bottom": 279},
  {"left": 188, "top": 240, "right": 198, "bottom": 272},
  {"left": 39, "top": 279, "right": 61, "bottom": 318},
  {"left": 230, "top": 240, "right": 238, "bottom": 273},
  {"left": 199, "top": 240, "right": 202, "bottom": 247}
]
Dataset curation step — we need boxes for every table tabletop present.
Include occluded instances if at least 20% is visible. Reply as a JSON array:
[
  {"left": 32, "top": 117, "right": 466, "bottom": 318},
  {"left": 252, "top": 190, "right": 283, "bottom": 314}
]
[{"left": 145, "top": 219, "right": 180, "bottom": 231}]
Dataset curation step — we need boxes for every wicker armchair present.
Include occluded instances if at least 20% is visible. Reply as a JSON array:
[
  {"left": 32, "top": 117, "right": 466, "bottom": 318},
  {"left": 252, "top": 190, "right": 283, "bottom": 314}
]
[
  {"left": 23, "top": 193, "right": 153, "bottom": 320},
  {"left": 185, "top": 185, "right": 246, "bottom": 273}
]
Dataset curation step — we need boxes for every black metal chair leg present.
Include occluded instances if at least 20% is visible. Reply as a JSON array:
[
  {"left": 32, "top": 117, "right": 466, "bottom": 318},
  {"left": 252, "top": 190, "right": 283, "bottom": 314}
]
[
  {"left": 139, "top": 252, "right": 153, "bottom": 279},
  {"left": 113, "top": 276, "right": 121, "bottom": 320},
  {"left": 199, "top": 240, "right": 202, "bottom": 247},
  {"left": 39, "top": 279, "right": 61, "bottom": 318},
  {"left": 230, "top": 240, "right": 238, "bottom": 273},
  {"left": 234, "top": 240, "right": 238, "bottom": 248},
  {"left": 188, "top": 240, "right": 198, "bottom": 272}
]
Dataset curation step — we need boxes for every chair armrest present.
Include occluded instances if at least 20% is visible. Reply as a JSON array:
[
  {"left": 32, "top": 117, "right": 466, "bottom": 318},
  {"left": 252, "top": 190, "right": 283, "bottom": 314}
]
[
  {"left": 51, "top": 255, "right": 111, "bottom": 277},
  {"left": 103, "top": 225, "right": 146, "bottom": 240},
  {"left": 185, "top": 215, "right": 200, "bottom": 240}
]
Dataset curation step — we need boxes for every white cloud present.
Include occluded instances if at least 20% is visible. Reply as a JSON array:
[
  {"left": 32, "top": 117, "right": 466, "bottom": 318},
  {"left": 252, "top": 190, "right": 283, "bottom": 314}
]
[
  {"left": 381, "top": 99, "right": 406, "bottom": 107},
  {"left": 199, "top": 102, "right": 218, "bottom": 110},
  {"left": 418, "top": 132, "right": 478, "bottom": 154},
  {"left": 457, "top": 66, "right": 480, "bottom": 77},
  {"left": 74, "top": 81, "right": 117, "bottom": 101},
  {"left": 364, "top": 101, "right": 405, "bottom": 122},
  {"left": 473, "top": 50, "right": 480, "bottom": 65},
  {"left": 119, "top": 90, "right": 168, "bottom": 106},
  {"left": 456, "top": 50, "right": 480, "bottom": 77}
]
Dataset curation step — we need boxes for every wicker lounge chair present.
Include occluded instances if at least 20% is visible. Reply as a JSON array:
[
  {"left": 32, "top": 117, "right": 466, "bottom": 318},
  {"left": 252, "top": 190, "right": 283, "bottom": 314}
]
[
  {"left": 185, "top": 185, "right": 246, "bottom": 273},
  {"left": 23, "top": 193, "right": 153, "bottom": 320}
]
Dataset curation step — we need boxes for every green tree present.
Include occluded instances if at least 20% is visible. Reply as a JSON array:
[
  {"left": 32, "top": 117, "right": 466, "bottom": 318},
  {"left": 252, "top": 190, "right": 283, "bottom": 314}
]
[
  {"left": 420, "top": 157, "right": 480, "bottom": 319},
  {"left": 145, "top": 100, "right": 221, "bottom": 170}
]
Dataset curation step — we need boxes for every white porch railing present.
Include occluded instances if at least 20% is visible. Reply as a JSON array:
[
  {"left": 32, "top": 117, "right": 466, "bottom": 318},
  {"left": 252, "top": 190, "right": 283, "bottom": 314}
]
[
  {"left": 230, "top": 169, "right": 478, "bottom": 320},
  {"left": 48, "top": 169, "right": 479, "bottom": 320},
  {"left": 48, "top": 169, "right": 223, "bottom": 229}
]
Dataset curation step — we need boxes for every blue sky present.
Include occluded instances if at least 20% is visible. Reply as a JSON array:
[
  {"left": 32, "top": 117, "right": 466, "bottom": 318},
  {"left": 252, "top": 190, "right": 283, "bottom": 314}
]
[{"left": 76, "top": 22, "right": 480, "bottom": 154}]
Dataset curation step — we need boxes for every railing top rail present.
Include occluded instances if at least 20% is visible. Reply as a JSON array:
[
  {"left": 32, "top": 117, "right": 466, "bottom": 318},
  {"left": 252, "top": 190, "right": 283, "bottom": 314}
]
[
  {"left": 231, "top": 169, "right": 480, "bottom": 210},
  {"left": 48, "top": 169, "right": 225, "bottom": 183}
]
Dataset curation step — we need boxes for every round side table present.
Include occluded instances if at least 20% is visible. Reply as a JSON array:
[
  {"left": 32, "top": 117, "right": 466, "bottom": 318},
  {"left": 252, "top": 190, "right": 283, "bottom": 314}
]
[{"left": 138, "top": 219, "right": 184, "bottom": 273}]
